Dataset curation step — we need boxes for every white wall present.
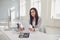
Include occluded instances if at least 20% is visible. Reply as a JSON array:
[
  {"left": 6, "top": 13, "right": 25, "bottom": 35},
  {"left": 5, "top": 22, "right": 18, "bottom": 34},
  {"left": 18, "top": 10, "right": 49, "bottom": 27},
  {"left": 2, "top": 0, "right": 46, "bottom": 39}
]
[
  {"left": 17, "top": 0, "right": 60, "bottom": 33},
  {"left": 0, "top": 0, "right": 60, "bottom": 27},
  {"left": 41, "top": 0, "right": 60, "bottom": 27},
  {"left": 0, "top": 0, "right": 18, "bottom": 21},
  {"left": 0, "top": 0, "right": 60, "bottom": 34},
  {"left": 41, "top": 0, "right": 60, "bottom": 34}
]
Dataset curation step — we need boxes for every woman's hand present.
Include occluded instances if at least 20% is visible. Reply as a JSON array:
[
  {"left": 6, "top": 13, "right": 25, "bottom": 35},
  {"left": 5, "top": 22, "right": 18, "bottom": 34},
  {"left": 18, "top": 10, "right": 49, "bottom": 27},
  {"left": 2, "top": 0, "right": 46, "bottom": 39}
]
[
  {"left": 18, "top": 27, "right": 25, "bottom": 31},
  {"left": 29, "top": 28, "right": 34, "bottom": 32}
]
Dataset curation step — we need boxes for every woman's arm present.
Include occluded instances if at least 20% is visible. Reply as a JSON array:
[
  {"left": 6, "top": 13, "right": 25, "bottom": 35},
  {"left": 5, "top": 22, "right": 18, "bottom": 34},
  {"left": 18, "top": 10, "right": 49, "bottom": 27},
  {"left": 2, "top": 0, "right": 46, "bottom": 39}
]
[
  {"left": 28, "top": 25, "right": 34, "bottom": 32},
  {"left": 38, "top": 17, "right": 42, "bottom": 31}
]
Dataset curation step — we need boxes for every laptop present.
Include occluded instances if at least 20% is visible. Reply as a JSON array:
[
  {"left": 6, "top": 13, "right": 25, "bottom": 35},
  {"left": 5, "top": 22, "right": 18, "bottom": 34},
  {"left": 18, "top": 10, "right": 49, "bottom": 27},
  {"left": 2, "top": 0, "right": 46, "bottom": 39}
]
[{"left": 19, "top": 33, "right": 30, "bottom": 38}]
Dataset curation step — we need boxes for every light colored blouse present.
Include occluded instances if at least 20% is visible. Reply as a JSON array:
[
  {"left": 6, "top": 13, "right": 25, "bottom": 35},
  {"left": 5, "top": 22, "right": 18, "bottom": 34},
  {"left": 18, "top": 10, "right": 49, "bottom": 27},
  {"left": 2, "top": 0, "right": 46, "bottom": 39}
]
[{"left": 29, "top": 18, "right": 41, "bottom": 29}]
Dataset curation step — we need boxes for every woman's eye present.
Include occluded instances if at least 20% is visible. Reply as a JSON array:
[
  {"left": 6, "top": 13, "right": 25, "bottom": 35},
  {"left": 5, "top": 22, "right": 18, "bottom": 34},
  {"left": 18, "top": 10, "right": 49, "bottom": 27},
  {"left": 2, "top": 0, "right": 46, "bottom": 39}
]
[{"left": 31, "top": 11, "right": 34, "bottom": 13}]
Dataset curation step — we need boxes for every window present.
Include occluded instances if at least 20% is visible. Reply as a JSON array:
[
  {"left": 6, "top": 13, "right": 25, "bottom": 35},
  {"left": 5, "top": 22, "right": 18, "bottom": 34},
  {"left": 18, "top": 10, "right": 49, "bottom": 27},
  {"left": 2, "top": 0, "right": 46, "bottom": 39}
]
[
  {"left": 31, "top": 0, "right": 41, "bottom": 16},
  {"left": 20, "top": 0, "right": 26, "bottom": 16},
  {"left": 10, "top": 6, "right": 16, "bottom": 22},
  {"left": 51, "top": 0, "right": 60, "bottom": 19}
]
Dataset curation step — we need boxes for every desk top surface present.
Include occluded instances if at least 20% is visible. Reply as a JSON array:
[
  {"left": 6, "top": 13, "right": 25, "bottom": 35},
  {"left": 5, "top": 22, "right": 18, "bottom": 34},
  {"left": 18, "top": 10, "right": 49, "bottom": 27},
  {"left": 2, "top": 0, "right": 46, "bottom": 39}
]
[{"left": 2, "top": 29, "right": 59, "bottom": 40}]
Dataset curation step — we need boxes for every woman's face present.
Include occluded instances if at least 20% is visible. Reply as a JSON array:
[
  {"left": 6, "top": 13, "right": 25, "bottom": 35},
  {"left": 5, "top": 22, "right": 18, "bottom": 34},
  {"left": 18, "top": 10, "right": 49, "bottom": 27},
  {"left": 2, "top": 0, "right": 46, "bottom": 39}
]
[{"left": 31, "top": 9, "right": 36, "bottom": 17}]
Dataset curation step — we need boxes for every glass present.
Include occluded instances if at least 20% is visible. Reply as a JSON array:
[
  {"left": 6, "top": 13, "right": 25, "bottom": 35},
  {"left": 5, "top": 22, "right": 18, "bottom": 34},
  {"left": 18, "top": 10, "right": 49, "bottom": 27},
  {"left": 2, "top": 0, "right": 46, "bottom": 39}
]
[
  {"left": 20, "top": 0, "right": 26, "bottom": 16},
  {"left": 51, "top": 0, "right": 60, "bottom": 19}
]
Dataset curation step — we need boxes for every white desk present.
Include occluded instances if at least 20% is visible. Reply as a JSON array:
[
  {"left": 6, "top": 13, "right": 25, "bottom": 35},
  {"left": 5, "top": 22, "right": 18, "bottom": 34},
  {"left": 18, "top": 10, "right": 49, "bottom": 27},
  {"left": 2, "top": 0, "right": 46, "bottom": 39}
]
[{"left": 1, "top": 29, "right": 59, "bottom": 40}]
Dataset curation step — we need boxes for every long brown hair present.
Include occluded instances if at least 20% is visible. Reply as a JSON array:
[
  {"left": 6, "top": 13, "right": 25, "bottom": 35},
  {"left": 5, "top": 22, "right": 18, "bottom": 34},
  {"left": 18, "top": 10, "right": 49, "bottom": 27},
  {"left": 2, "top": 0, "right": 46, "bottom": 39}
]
[{"left": 29, "top": 8, "right": 39, "bottom": 26}]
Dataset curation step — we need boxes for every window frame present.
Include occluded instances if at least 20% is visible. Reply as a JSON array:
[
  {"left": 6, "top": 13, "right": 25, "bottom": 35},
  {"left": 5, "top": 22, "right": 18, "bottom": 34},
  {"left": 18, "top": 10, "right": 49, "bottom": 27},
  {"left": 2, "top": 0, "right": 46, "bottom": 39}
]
[
  {"left": 31, "top": 0, "right": 41, "bottom": 17},
  {"left": 51, "top": 0, "right": 60, "bottom": 19},
  {"left": 20, "top": 0, "right": 26, "bottom": 17}
]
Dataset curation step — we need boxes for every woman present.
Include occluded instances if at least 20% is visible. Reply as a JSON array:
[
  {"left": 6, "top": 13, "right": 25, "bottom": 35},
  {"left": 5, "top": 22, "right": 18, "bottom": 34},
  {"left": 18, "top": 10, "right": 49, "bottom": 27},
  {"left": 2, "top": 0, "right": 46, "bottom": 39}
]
[{"left": 29, "top": 8, "right": 40, "bottom": 31}]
